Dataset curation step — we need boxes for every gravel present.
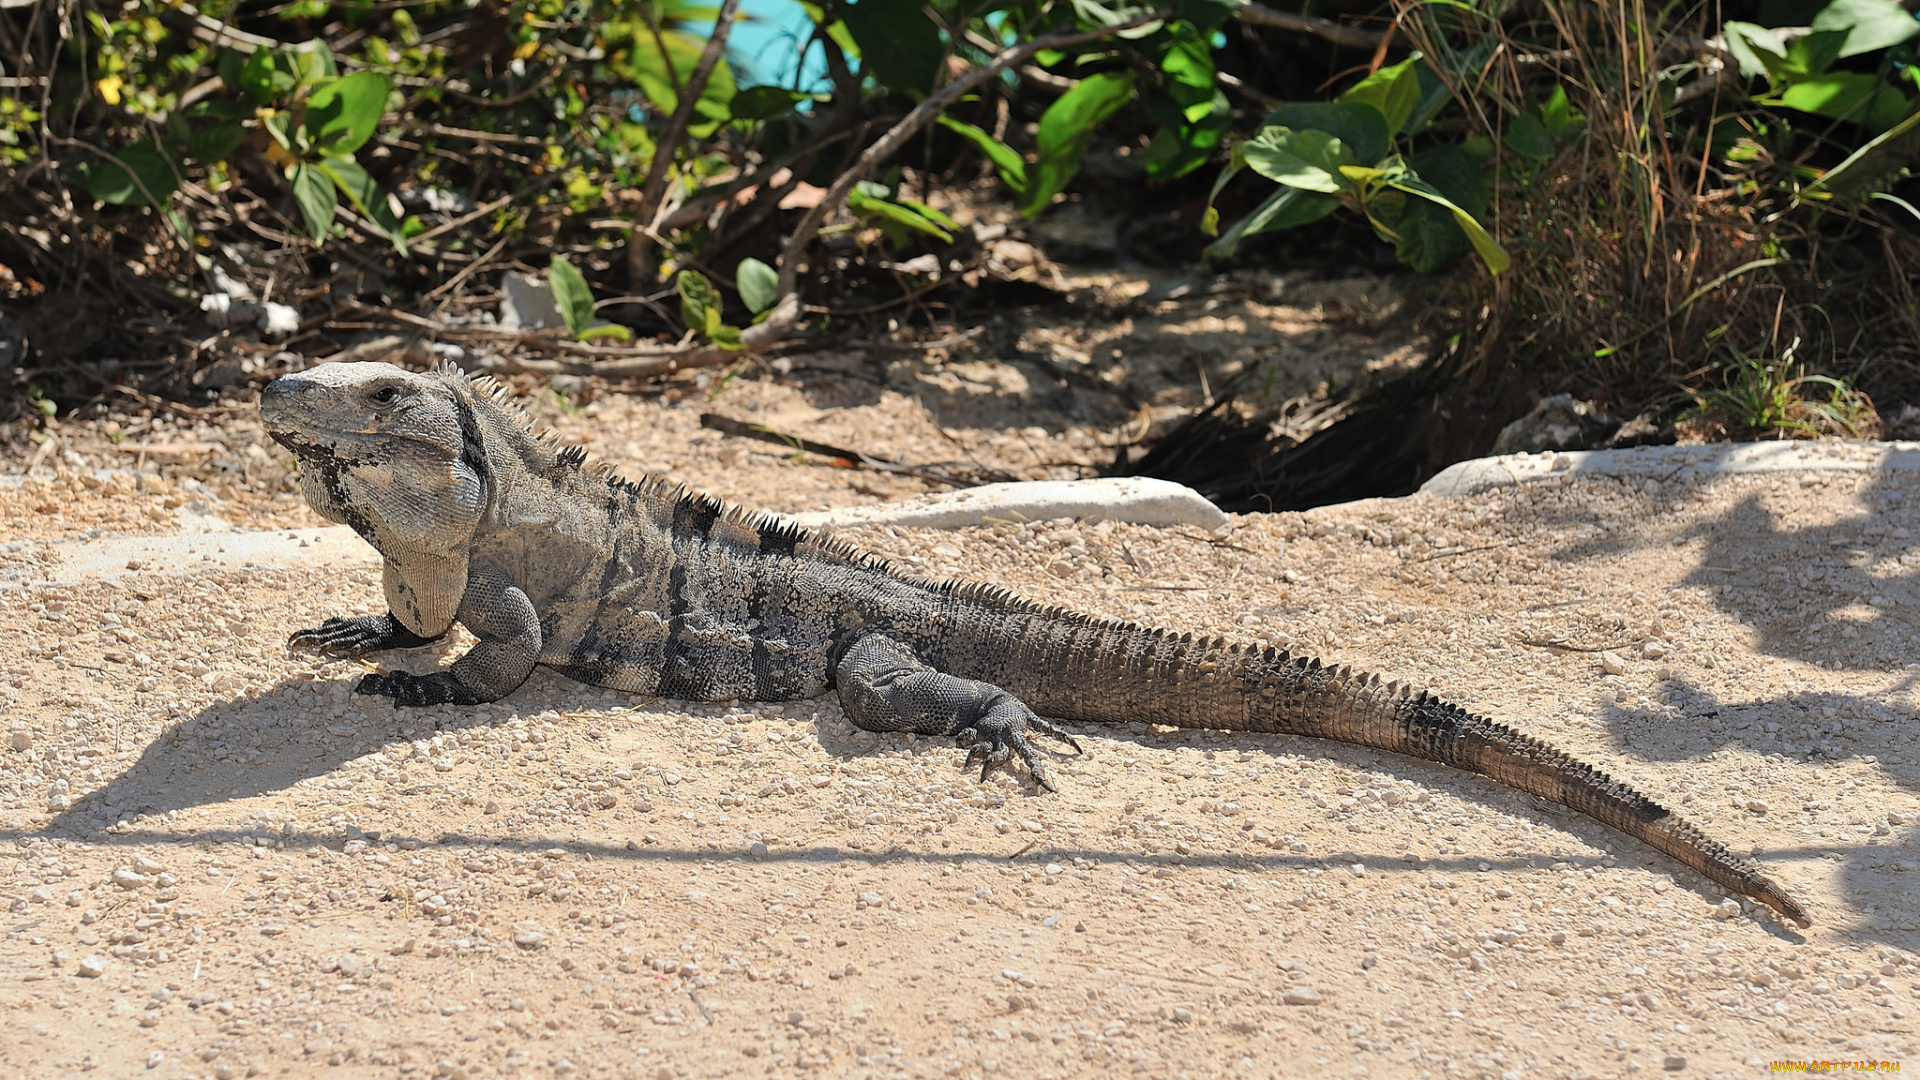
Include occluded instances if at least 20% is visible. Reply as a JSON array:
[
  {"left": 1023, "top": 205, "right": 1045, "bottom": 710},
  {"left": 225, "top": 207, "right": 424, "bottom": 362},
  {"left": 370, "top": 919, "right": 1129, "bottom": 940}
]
[{"left": 8, "top": 355, "right": 1920, "bottom": 1075}]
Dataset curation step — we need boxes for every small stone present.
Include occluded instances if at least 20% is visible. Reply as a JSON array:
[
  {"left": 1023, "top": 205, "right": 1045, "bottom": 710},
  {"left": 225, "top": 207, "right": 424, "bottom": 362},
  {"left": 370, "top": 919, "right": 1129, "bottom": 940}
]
[
  {"left": 1746, "top": 800, "right": 1769, "bottom": 814},
  {"left": 1282, "top": 987, "right": 1323, "bottom": 1006},
  {"left": 146, "top": 1053, "right": 164, "bottom": 1070},
  {"left": 133, "top": 856, "right": 163, "bottom": 874},
  {"left": 111, "top": 868, "right": 148, "bottom": 890},
  {"left": 750, "top": 842, "right": 769, "bottom": 857},
  {"left": 303, "top": 1038, "right": 333, "bottom": 1056},
  {"left": 1711, "top": 898, "right": 1742, "bottom": 920},
  {"left": 1663, "top": 1053, "right": 1687, "bottom": 1071},
  {"left": 484, "top": 801, "right": 500, "bottom": 815},
  {"left": 76, "top": 955, "right": 107, "bottom": 978},
  {"left": 7, "top": 729, "right": 30, "bottom": 751},
  {"left": 1599, "top": 651, "right": 1628, "bottom": 675},
  {"left": 391, "top": 938, "right": 416, "bottom": 955},
  {"left": 139, "top": 1010, "right": 160, "bottom": 1027},
  {"left": 513, "top": 931, "right": 545, "bottom": 949}
]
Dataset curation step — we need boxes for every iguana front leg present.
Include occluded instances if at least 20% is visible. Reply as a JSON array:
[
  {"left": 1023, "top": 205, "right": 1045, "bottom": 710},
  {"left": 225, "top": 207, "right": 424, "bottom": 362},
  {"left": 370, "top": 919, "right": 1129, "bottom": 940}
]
[
  {"left": 290, "top": 556, "right": 466, "bottom": 657},
  {"left": 358, "top": 567, "right": 542, "bottom": 706},
  {"left": 833, "top": 633, "right": 1081, "bottom": 791}
]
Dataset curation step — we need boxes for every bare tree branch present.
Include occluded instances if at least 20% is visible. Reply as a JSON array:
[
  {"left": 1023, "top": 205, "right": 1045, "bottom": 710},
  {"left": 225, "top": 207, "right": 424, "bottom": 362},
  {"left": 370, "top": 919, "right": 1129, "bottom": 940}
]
[
  {"left": 1235, "top": 3, "right": 1386, "bottom": 50},
  {"left": 625, "top": 0, "right": 746, "bottom": 288}
]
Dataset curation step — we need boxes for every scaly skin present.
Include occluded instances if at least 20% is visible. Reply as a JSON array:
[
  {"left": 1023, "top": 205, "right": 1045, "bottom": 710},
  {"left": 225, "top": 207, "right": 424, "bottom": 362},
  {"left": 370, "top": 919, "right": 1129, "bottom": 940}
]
[{"left": 259, "top": 361, "right": 1811, "bottom": 928}]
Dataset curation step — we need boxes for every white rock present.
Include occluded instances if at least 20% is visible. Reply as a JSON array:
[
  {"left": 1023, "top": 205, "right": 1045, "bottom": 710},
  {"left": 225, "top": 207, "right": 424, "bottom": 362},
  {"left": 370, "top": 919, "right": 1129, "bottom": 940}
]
[
  {"left": 790, "top": 477, "right": 1229, "bottom": 532},
  {"left": 1282, "top": 987, "right": 1323, "bottom": 1006},
  {"left": 1599, "top": 651, "right": 1629, "bottom": 675},
  {"left": 112, "top": 869, "right": 149, "bottom": 889},
  {"left": 76, "top": 955, "right": 107, "bottom": 978}
]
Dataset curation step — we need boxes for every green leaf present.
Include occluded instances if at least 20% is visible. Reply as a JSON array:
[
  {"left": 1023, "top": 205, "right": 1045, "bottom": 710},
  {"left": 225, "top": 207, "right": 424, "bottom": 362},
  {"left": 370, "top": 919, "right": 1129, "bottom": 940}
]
[
  {"left": 1202, "top": 185, "right": 1339, "bottom": 260},
  {"left": 1139, "top": 97, "right": 1230, "bottom": 181},
  {"left": 1779, "top": 72, "right": 1882, "bottom": 119},
  {"left": 1338, "top": 58, "right": 1422, "bottom": 136},
  {"left": 1780, "top": 30, "right": 1848, "bottom": 77},
  {"left": 238, "top": 46, "right": 280, "bottom": 105},
  {"left": 290, "top": 162, "right": 336, "bottom": 243},
  {"left": 936, "top": 115, "right": 1029, "bottom": 195},
  {"left": 678, "top": 269, "right": 720, "bottom": 338},
  {"left": 187, "top": 122, "right": 247, "bottom": 163},
  {"left": 847, "top": 186, "right": 954, "bottom": 241},
  {"left": 1405, "top": 62, "right": 1454, "bottom": 136},
  {"left": 1023, "top": 72, "right": 1136, "bottom": 217},
  {"left": 1812, "top": 0, "right": 1920, "bottom": 57},
  {"left": 307, "top": 71, "right": 391, "bottom": 155},
  {"left": 1242, "top": 127, "right": 1352, "bottom": 193},
  {"left": 1411, "top": 142, "right": 1487, "bottom": 217},
  {"left": 1504, "top": 111, "right": 1555, "bottom": 160},
  {"left": 1540, "top": 85, "right": 1586, "bottom": 138},
  {"left": 1259, "top": 102, "right": 1389, "bottom": 165},
  {"left": 1722, "top": 22, "right": 1787, "bottom": 81},
  {"left": 290, "top": 44, "right": 337, "bottom": 84},
  {"left": 1384, "top": 173, "right": 1508, "bottom": 274},
  {"left": 315, "top": 155, "right": 408, "bottom": 255},
  {"left": 548, "top": 256, "right": 595, "bottom": 338},
  {"left": 577, "top": 323, "right": 634, "bottom": 343},
  {"left": 85, "top": 141, "right": 181, "bottom": 206},
  {"left": 1159, "top": 22, "right": 1216, "bottom": 117},
  {"left": 262, "top": 111, "right": 294, "bottom": 152},
  {"left": 736, "top": 257, "right": 779, "bottom": 315},
  {"left": 1382, "top": 144, "right": 1486, "bottom": 273},
  {"left": 897, "top": 199, "right": 958, "bottom": 231},
  {"left": 840, "top": 0, "right": 944, "bottom": 98},
  {"left": 730, "top": 86, "right": 809, "bottom": 121}
]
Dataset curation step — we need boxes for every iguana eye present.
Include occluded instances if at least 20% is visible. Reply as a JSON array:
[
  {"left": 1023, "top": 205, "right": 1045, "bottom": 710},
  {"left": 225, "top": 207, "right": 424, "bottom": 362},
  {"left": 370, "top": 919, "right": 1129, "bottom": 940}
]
[{"left": 371, "top": 386, "right": 401, "bottom": 405}]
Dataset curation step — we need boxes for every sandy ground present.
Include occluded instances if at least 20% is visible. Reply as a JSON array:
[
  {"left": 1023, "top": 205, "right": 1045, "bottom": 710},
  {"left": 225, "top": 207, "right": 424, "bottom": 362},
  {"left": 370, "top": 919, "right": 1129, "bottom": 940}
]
[{"left": 8, "top": 349, "right": 1920, "bottom": 1078}]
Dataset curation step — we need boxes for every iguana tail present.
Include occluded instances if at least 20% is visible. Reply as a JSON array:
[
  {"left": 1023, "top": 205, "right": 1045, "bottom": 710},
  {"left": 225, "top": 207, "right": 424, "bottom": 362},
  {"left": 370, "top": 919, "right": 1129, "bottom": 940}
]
[{"left": 936, "top": 612, "right": 1810, "bottom": 927}]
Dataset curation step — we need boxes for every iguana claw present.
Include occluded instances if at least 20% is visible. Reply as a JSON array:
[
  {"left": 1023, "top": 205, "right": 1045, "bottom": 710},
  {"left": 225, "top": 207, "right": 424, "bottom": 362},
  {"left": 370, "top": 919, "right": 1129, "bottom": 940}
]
[
  {"left": 290, "top": 614, "right": 441, "bottom": 658},
  {"left": 957, "top": 704, "right": 1084, "bottom": 793},
  {"left": 356, "top": 670, "right": 480, "bottom": 706}
]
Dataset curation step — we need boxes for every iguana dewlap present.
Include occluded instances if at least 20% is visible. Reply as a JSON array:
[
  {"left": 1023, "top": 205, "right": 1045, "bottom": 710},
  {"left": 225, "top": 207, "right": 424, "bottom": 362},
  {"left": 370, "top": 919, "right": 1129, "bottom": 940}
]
[{"left": 260, "top": 360, "right": 1811, "bottom": 927}]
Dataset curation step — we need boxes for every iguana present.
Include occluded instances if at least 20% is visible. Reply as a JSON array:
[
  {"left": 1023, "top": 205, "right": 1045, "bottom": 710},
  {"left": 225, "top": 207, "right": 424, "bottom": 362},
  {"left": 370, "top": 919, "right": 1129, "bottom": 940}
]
[{"left": 260, "top": 360, "right": 1811, "bottom": 927}]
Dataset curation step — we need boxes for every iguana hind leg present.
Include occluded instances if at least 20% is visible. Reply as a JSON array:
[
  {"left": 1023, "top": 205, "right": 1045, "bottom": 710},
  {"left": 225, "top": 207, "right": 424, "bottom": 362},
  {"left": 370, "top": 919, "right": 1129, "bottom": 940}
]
[
  {"left": 357, "top": 568, "right": 542, "bottom": 707},
  {"left": 833, "top": 633, "right": 1081, "bottom": 791}
]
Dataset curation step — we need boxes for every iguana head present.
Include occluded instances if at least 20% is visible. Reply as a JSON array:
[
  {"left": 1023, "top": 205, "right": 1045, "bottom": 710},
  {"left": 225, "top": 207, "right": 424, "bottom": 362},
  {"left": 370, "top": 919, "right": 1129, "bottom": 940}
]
[{"left": 261, "top": 361, "right": 487, "bottom": 555}]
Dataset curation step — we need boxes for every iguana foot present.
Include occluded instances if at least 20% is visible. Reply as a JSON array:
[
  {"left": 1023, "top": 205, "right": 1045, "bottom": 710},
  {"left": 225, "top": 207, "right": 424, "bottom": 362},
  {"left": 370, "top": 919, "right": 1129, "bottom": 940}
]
[
  {"left": 356, "top": 670, "right": 482, "bottom": 706},
  {"left": 290, "top": 614, "right": 441, "bottom": 658},
  {"left": 957, "top": 706, "right": 1082, "bottom": 792}
]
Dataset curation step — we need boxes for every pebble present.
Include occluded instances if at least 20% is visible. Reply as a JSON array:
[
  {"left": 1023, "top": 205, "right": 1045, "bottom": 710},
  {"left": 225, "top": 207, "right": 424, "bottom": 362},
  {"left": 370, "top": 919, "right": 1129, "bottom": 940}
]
[
  {"left": 1282, "top": 987, "right": 1323, "bottom": 1006},
  {"left": 304, "top": 1038, "right": 333, "bottom": 1056},
  {"left": 1664, "top": 1053, "right": 1687, "bottom": 1071},
  {"left": 7, "top": 729, "right": 29, "bottom": 751},
  {"left": 111, "top": 869, "right": 148, "bottom": 890},
  {"left": 1746, "top": 800, "right": 1769, "bottom": 814},
  {"left": 514, "top": 931, "right": 545, "bottom": 949},
  {"left": 1599, "top": 651, "right": 1629, "bottom": 675},
  {"left": 76, "top": 955, "right": 106, "bottom": 978}
]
